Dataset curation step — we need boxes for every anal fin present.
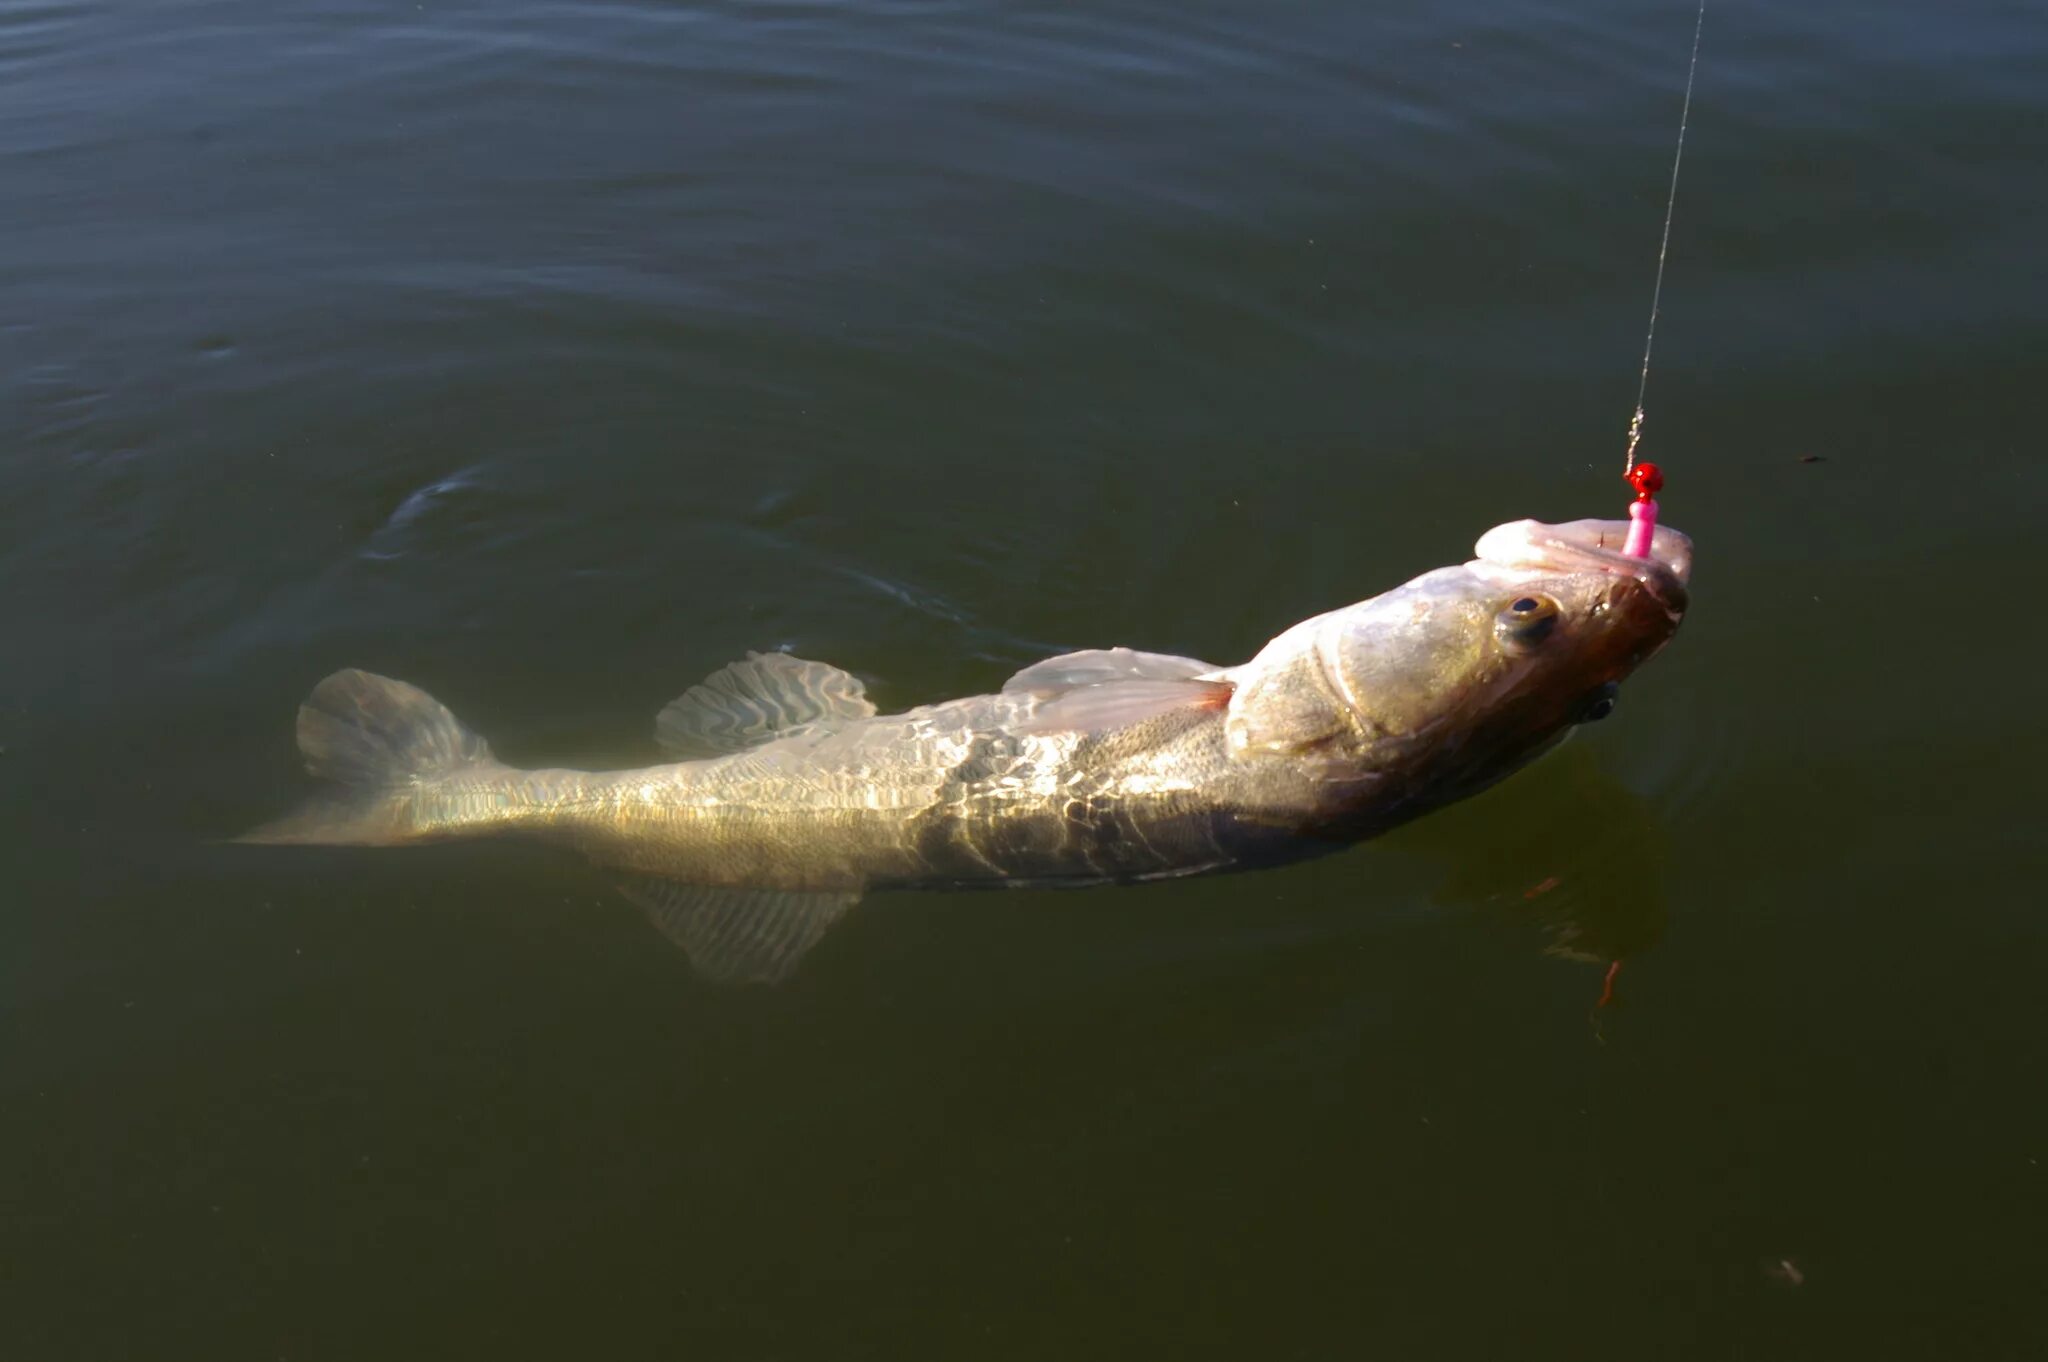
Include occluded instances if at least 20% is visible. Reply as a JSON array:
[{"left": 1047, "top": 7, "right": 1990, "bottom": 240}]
[{"left": 617, "top": 876, "right": 861, "bottom": 984}]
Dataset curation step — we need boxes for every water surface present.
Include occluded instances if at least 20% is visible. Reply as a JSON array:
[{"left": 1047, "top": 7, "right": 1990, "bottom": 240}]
[{"left": 5, "top": 0, "right": 2046, "bottom": 1357}]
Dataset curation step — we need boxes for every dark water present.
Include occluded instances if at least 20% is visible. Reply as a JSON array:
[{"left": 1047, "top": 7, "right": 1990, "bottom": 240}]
[{"left": 6, "top": 0, "right": 2046, "bottom": 1356}]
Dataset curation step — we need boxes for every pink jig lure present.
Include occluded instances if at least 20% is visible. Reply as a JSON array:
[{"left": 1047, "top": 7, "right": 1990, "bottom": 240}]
[{"left": 1622, "top": 462, "right": 1663, "bottom": 559}]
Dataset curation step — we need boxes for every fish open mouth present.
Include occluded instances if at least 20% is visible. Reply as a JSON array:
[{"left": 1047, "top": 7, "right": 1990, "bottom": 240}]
[{"left": 1469, "top": 518, "right": 1693, "bottom": 615}]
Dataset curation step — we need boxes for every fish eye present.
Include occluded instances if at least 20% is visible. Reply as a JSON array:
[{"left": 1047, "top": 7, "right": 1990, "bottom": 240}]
[
  {"left": 1496, "top": 594, "right": 1560, "bottom": 648},
  {"left": 1577, "top": 682, "right": 1620, "bottom": 723}
]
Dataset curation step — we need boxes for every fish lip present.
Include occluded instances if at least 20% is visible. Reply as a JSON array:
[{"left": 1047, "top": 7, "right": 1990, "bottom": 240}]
[{"left": 1470, "top": 518, "right": 1693, "bottom": 614}]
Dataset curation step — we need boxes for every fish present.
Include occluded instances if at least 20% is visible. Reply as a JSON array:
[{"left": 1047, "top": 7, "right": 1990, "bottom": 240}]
[{"left": 241, "top": 516, "right": 1692, "bottom": 983}]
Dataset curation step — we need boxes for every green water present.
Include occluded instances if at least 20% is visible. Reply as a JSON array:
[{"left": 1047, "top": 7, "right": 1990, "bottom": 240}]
[{"left": 5, "top": 0, "right": 2045, "bottom": 1356}]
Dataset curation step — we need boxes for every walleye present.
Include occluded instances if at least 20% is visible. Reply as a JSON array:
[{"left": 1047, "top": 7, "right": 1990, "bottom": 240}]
[{"left": 243, "top": 517, "right": 1692, "bottom": 982}]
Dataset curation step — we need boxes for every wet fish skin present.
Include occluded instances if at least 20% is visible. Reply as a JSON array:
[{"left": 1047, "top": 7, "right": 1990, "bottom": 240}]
[{"left": 241, "top": 517, "right": 1692, "bottom": 981}]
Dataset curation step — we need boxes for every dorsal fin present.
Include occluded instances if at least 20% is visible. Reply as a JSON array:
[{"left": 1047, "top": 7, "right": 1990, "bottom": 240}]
[
  {"left": 656, "top": 651, "right": 877, "bottom": 759},
  {"left": 1003, "top": 647, "right": 1217, "bottom": 696},
  {"left": 617, "top": 876, "right": 861, "bottom": 984}
]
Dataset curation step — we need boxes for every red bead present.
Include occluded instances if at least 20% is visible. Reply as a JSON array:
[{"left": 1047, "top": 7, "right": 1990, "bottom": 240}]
[{"left": 1626, "top": 461, "right": 1664, "bottom": 501}]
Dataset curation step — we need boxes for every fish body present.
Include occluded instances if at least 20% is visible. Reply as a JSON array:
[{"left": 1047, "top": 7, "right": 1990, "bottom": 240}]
[{"left": 244, "top": 517, "right": 1692, "bottom": 981}]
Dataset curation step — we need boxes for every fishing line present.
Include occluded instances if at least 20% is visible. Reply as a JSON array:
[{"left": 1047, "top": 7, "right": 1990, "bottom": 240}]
[
  {"left": 1617, "top": 0, "right": 1706, "bottom": 559},
  {"left": 1623, "top": 0, "right": 1708, "bottom": 478}
]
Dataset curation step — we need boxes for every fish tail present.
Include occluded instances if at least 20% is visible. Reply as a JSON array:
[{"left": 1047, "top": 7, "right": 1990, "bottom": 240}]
[{"left": 238, "top": 669, "right": 508, "bottom": 846}]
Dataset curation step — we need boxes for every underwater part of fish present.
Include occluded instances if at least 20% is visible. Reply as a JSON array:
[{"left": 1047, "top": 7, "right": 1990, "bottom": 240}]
[{"left": 241, "top": 517, "right": 1692, "bottom": 983}]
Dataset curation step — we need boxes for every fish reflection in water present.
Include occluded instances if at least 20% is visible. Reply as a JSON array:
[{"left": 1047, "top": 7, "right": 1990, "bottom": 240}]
[
  {"left": 242, "top": 518, "right": 1692, "bottom": 983},
  {"left": 1400, "top": 740, "right": 1672, "bottom": 1000}
]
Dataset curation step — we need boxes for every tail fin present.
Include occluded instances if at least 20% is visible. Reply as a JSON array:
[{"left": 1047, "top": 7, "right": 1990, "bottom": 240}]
[{"left": 239, "top": 669, "right": 502, "bottom": 846}]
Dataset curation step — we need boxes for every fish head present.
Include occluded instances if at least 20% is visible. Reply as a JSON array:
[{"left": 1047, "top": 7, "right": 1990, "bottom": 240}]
[{"left": 1226, "top": 518, "right": 1692, "bottom": 813}]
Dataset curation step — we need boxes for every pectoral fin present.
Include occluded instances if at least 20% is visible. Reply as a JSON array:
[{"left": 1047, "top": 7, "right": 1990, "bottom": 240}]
[
  {"left": 656, "top": 652, "right": 877, "bottom": 759},
  {"left": 1014, "top": 678, "right": 1233, "bottom": 735},
  {"left": 1003, "top": 647, "right": 1218, "bottom": 695},
  {"left": 616, "top": 876, "right": 861, "bottom": 984},
  {"left": 1003, "top": 646, "right": 1231, "bottom": 735}
]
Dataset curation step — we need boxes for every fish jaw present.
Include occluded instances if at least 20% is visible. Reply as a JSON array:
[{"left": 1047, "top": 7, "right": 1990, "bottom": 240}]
[
  {"left": 1252, "top": 514, "right": 1697, "bottom": 818},
  {"left": 1469, "top": 517, "right": 1692, "bottom": 618}
]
